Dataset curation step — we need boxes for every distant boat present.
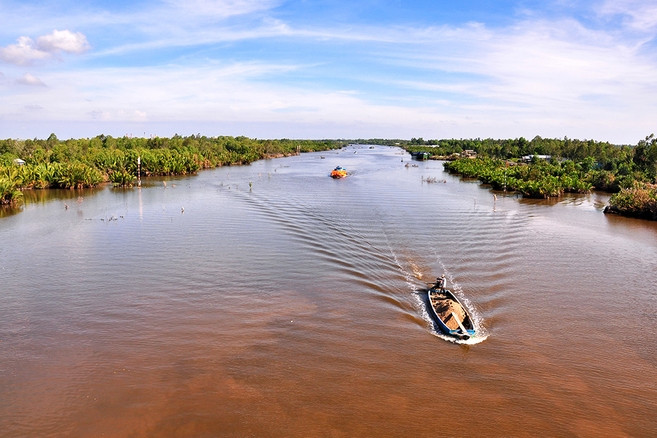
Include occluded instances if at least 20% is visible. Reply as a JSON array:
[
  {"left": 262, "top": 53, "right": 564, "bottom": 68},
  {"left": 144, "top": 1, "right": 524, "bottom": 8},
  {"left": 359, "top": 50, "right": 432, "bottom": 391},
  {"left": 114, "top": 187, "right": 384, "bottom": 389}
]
[
  {"left": 411, "top": 151, "right": 430, "bottom": 160},
  {"left": 330, "top": 166, "right": 347, "bottom": 179},
  {"left": 427, "top": 287, "right": 475, "bottom": 340}
]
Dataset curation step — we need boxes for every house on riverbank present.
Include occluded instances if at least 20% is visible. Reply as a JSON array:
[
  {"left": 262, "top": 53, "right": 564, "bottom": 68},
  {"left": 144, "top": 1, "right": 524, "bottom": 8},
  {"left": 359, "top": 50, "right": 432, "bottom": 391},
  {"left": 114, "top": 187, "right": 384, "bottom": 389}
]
[{"left": 521, "top": 154, "right": 551, "bottom": 162}]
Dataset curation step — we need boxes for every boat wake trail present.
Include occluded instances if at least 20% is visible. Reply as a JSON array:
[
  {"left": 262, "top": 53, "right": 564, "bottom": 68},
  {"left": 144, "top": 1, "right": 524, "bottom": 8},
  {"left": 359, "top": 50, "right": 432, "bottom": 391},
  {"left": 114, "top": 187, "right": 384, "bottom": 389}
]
[
  {"left": 225, "top": 177, "right": 489, "bottom": 344},
  {"left": 374, "top": 220, "right": 489, "bottom": 345},
  {"left": 226, "top": 188, "right": 411, "bottom": 306}
]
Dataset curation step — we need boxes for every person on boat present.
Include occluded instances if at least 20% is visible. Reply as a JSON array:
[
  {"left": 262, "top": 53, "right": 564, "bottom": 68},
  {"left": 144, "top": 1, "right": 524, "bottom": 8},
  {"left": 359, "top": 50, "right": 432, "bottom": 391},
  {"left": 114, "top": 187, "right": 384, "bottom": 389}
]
[
  {"left": 436, "top": 274, "right": 447, "bottom": 292},
  {"left": 434, "top": 275, "right": 446, "bottom": 292}
]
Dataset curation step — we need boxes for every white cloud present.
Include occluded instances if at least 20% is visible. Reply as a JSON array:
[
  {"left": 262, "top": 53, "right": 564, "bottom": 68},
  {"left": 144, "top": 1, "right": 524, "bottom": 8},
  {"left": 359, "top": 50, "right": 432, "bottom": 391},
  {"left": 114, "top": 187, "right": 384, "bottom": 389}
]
[
  {"left": 372, "top": 17, "right": 657, "bottom": 108},
  {"left": 0, "top": 30, "right": 89, "bottom": 66},
  {"left": 0, "top": 36, "right": 51, "bottom": 65},
  {"left": 16, "top": 73, "right": 46, "bottom": 87},
  {"left": 36, "top": 29, "right": 90, "bottom": 54}
]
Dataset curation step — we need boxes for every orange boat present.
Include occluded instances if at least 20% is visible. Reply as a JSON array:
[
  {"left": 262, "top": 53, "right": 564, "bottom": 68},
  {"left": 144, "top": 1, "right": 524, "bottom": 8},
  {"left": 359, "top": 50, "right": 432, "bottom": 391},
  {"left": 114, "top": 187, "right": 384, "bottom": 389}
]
[{"left": 330, "top": 166, "right": 347, "bottom": 178}]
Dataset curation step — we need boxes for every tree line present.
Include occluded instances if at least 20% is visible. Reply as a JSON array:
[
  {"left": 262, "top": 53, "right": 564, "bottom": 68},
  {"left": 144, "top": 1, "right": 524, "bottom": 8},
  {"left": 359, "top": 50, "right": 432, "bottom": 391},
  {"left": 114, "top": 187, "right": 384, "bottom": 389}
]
[
  {"left": 406, "top": 135, "right": 656, "bottom": 220},
  {"left": 0, "top": 134, "right": 345, "bottom": 205},
  {"left": 2, "top": 133, "right": 656, "bottom": 220}
]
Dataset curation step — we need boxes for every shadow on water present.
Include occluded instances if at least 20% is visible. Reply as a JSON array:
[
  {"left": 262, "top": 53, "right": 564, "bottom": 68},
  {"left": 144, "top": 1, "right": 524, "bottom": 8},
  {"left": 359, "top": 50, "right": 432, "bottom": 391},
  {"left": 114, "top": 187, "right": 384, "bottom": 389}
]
[
  {"left": 2, "top": 187, "right": 102, "bottom": 218},
  {"left": 0, "top": 204, "right": 23, "bottom": 218},
  {"left": 20, "top": 186, "right": 103, "bottom": 205}
]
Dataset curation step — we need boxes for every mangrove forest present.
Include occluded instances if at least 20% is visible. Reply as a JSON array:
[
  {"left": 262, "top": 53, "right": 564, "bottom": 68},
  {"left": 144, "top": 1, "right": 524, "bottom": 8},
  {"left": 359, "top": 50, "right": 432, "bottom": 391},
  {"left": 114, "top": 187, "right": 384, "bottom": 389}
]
[
  {"left": 0, "top": 134, "right": 344, "bottom": 205},
  {"left": 402, "top": 135, "right": 657, "bottom": 221},
  {"left": 2, "top": 133, "right": 657, "bottom": 221}
]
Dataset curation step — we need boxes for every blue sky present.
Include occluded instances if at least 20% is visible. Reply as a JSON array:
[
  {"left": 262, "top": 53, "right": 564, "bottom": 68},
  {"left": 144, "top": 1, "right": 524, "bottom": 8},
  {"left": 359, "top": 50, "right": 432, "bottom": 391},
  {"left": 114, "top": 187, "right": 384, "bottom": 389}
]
[{"left": 1, "top": 0, "right": 656, "bottom": 144}]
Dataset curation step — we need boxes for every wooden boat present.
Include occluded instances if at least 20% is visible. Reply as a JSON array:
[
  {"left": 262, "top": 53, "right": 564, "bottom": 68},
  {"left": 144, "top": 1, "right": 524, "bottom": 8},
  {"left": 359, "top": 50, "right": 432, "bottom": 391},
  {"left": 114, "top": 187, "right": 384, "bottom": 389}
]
[
  {"left": 427, "top": 287, "right": 475, "bottom": 340},
  {"left": 330, "top": 166, "right": 347, "bottom": 178}
]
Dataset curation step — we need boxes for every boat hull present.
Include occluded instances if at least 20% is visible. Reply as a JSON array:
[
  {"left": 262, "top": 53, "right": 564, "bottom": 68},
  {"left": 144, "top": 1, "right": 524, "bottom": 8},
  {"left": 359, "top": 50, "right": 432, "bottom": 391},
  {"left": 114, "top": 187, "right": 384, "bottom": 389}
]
[
  {"left": 330, "top": 168, "right": 347, "bottom": 178},
  {"left": 427, "top": 288, "right": 475, "bottom": 340}
]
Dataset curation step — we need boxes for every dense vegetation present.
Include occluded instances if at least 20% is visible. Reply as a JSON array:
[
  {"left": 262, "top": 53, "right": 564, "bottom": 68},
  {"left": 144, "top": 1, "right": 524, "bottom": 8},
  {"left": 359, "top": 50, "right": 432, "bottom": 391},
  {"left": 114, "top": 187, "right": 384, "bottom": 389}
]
[
  {"left": 0, "top": 134, "right": 345, "bottom": 205},
  {"left": 413, "top": 135, "right": 657, "bottom": 220},
  {"left": 2, "top": 132, "right": 657, "bottom": 220},
  {"left": 403, "top": 136, "right": 633, "bottom": 163},
  {"left": 603, "top": 183, "right": 657, "bottom": 220},
  {"left": 444, "top": 157, "right": 595, "bottom": 198}
]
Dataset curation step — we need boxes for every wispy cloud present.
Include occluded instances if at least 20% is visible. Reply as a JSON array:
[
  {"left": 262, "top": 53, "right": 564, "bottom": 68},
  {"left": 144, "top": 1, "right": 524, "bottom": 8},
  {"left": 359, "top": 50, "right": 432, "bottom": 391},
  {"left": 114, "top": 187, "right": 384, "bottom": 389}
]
[
  {"left": 161, "top": 0, "right": 281, "bottom": 19},
  {"left": 599, "top": 0, "right": 657, "bottom": 33}
]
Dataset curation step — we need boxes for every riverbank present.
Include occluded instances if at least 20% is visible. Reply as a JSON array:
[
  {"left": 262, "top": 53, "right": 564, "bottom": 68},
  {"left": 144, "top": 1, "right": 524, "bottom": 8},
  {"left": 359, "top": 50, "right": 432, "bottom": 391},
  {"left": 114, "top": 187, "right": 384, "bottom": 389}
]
[
  {"left": 0, "top": 135, "right": 346, "bottom": 206},
  {"left": 4, "top": 134, "right": 657, "bottom": 221},
  {"left": 403, "top": 135, "right": 657, "bottom": 221},
  {"left": 440, "top": 156, "right": 657, "bottom": 221},
  {"left": 603, "top": 183, "right": 657, "bottom": 220}
]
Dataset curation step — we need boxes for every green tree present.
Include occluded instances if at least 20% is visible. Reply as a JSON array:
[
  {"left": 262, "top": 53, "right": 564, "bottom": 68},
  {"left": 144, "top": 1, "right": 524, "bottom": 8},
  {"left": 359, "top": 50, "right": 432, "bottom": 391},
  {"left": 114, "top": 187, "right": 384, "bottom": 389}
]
[{"left": 633, "top": 134, "right": 657, "bottom": 182}]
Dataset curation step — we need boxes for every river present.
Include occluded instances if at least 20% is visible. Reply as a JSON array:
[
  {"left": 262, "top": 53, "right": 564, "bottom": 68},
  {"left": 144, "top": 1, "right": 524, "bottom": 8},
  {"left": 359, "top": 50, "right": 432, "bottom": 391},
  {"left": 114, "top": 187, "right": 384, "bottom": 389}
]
[{"left": 1, "top": 145, "right": 656, "bottom": 437}]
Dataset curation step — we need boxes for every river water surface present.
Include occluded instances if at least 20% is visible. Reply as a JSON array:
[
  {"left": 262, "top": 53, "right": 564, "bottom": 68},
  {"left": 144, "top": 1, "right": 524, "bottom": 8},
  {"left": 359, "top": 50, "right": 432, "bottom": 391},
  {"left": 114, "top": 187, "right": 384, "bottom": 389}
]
[{"left": 1, "top": 145, "right": 656, "bottom": 437}]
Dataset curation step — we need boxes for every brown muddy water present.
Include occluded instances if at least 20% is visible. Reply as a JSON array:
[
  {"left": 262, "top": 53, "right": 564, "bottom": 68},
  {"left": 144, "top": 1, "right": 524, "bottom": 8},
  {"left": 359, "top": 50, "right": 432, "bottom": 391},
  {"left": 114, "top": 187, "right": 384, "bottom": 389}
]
[{"left": 1, "top": 145, "right": 656, "bottom": 437}]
